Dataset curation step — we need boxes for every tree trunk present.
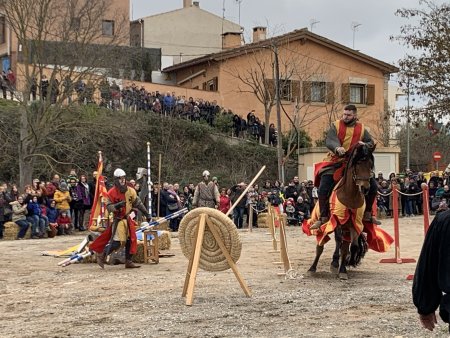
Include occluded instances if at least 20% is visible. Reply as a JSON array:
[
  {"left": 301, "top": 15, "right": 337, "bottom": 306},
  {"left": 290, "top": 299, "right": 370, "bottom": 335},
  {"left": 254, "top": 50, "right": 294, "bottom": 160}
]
[
  {"left": 264, "top": 105, "right": 271, "bottom": 144},
  {"left": 19, "top": 108, "right": 34, "bottom": 189}
]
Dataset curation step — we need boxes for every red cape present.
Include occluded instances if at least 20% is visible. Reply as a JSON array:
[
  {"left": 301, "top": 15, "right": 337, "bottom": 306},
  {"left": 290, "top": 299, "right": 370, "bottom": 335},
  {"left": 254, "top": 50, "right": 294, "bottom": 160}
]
[{"left": 89, "top": 217, "right": 138, "bottom": 254}]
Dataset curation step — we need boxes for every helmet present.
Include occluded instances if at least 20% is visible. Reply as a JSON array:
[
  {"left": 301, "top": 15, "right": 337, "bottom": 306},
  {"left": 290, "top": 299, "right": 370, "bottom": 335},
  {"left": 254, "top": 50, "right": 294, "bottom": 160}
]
[
  {"left": 114, "top": 168, "right": 126, "bottom": 178},
  {"left": 202, "top": 170, "right": 210, "bottom": 177}
]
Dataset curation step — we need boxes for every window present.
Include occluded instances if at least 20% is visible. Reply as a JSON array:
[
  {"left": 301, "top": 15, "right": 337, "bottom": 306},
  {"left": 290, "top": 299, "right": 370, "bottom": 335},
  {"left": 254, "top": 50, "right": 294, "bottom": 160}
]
[
  {"left": 202, "top": 77, "right": 218, "bottom": 92},
  {"left": 349, "top": 84, "right": 365, "bottom": 104},
  {"left": 303, "top": 81, "right": 335, "bottom": 103},
  {"left": 102, "top": 20, "right": 114, "bottom": 36},
  {"left": 0, "top": 16, "right": 5, "bottom": 44},
  {"left": 279, "top": 79, "right": 292, "bottom": 101},
  {"left": 70, "top": 17, "right": 81, "bottom": 31},
  {"left": 311, "top": 82, "right": 326, "bottom": 102},
  {"left": 341, "top": 83, "right": 375, "bottom": 105}
]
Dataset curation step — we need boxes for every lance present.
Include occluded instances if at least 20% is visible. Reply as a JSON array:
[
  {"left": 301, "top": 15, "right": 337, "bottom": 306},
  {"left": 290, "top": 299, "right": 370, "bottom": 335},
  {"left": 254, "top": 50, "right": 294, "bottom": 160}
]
[
  {"left": 226, "top": 165, "right": 266, "bottom": 217},
  {"left": 60, "top": 251, "right": 93, "bottom": 267},
  {"left": 147, "top": 142, "right": 153, "bottom": 220},
  {"left": 136, "top": 207, "right": 188, "bottom": 234},
  {"left": 60, "top": 208, "right": 189, "bottom": 267},
  {"left": 57, "top": 234, "right": 94, "bottom": 266}
]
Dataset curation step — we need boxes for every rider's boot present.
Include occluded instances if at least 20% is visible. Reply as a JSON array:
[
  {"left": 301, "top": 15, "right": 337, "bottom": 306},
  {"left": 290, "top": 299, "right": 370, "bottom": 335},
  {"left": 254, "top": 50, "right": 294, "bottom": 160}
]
[
  {"left": 310, "top": 195, "right": 330, "bottom": 230},
  {"left": 363, "top": 211, "right": 381, "bottom": 225},
  {"left": 364, "top": 183, "right": 381, "bottom": 225}
]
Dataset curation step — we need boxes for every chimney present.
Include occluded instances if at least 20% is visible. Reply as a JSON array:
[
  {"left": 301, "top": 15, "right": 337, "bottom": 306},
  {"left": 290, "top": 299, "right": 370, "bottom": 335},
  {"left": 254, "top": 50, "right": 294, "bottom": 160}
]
[
  {"left": 253, "top": 26, "right": 267, "bottom": 43},
  {"left": 222, "top": 32, "right": 242, "bottom": 49},
  {"left": 193, "top": 1, "right": 200, "bottom": 7},
  {"left": 183, "top": 0, "right": 192, "bottom": 8}
]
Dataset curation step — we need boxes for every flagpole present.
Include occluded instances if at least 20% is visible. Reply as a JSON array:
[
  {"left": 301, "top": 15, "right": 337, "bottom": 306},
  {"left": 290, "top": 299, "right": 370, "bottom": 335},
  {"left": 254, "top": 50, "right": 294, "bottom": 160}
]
[
  {"left": 88, "top": 151, "right": 103, "bottom": 228},
  {"left": 157, "top": 153, "right": 162, "bottom": 218},
  {"left": 146, "top": 142, "right": 152, "bottom": 221}
]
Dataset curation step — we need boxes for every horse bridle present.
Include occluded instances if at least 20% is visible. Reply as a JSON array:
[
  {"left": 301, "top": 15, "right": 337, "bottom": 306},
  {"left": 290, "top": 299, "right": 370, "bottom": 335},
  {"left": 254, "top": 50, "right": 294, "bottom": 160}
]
[{"left": 352, "top": 167, "right": 374, "bottom": 182}]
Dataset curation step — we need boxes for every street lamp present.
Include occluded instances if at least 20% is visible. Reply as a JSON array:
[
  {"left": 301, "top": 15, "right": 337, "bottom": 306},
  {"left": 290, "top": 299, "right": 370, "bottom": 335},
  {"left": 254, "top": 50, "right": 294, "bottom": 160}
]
[{"left": 351, "top": 22, "right": 361, "bottom": 49}]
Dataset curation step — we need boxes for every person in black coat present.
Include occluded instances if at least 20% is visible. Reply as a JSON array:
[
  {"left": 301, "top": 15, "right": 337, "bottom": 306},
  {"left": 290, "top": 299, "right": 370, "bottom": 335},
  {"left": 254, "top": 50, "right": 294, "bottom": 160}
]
[{"left": 412, "top": 209, "right": 450, "bottom": 333}]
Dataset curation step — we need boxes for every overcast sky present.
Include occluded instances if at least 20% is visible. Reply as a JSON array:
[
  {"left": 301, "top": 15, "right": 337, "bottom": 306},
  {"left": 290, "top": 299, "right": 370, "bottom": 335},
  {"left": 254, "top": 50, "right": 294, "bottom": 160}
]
[{"left": 132, "top": 0, "right": 443, "bottom": 67}]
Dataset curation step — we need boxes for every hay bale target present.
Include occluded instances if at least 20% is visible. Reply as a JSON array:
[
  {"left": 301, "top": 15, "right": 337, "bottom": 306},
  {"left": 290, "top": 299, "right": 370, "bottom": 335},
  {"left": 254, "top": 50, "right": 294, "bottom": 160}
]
[{"left": 178, "top": 207, "right": 241, "bottom": 272}]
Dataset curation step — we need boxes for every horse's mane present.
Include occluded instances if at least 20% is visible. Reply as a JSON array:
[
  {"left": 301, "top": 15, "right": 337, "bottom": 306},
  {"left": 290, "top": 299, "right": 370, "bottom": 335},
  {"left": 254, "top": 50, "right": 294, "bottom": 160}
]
[{"left": 335, "top": 143, "right": 375, "bottom": 190}]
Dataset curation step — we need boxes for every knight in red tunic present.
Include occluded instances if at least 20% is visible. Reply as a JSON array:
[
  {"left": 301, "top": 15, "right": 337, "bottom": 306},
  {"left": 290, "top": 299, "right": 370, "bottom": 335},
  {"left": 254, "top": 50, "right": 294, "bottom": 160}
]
[
  {"left": 90, "top": 168, "right": 151, "bottom": 269},
  {"left": 310, "top": 104, "right": 380, "bottom": 230}
]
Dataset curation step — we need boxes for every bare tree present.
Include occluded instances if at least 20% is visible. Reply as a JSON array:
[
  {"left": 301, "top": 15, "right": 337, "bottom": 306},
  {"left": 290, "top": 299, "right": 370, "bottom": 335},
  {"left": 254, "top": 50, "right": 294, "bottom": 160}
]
[{"left": 0, "top": 0, "right": 129, "bottom": 187}]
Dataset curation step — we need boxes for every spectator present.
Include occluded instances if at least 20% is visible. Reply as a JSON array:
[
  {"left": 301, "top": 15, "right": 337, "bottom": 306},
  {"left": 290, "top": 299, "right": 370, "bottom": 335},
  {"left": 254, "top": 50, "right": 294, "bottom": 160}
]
[
  {"left": 10, "top": 196, "right": 30, "bottom": 240},
  {"left": 46, "top": 200, "right": 59, "bottom": 235},
  {"left": 30, "top": 77, "right": 37, "bottom": 101},
  {"left": 53, "top": 181, "right": 72, "bottom": 217},
  {"left": 6, "top": 68, "right": 16, "bottom": 99},
  {"left": 27, "top": 195, "right": 45, "bottom": 239},
  {"left": 56, "top": 210, "right": 72, "bottom": 235},
  {"left": 0, "top": 71, "right": 7, "bottom": 99},
  {"left": 218, "top": 187, "right": 231, "bottom": 214},
  {"left": 40, "top": 75, "right": 49, "bottom": 101},
  {"left": 269, "top": 123, "right": 277, "bottom": 146},
  {"left": 412, "top": 209, "right": 450, "bottom": 333},
  {"left": 230, "top": 182, "right": 247, "bottom": 229}
]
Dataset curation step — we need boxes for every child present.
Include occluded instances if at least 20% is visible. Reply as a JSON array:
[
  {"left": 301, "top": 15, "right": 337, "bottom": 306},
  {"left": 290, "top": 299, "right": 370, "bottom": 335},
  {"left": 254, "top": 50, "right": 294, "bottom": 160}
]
[
  {"left": 46, "top": 200, "right": 59, "bottom": 237},
  {"left": 56, "top": 210, "right": 72, "bottom": 235}
]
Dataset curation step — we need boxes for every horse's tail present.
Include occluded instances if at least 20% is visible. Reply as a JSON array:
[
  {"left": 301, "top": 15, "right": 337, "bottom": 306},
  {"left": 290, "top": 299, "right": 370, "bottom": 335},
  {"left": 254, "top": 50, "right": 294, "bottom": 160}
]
[{"left": 347, "top": 233, "right": 368, "bottom": 267}]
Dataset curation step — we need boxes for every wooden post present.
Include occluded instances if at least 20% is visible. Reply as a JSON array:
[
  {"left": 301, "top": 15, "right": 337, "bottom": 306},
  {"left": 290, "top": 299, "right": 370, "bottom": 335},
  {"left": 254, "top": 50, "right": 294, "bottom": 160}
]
[
  {"left": 247, "top": 203, "right": 253, "bottom": 232},
  {"left": 183, "top": 214, "right": 207, "bottom": 306},
  {"left": 267, "top": 206, "right": 279, "bottom": 252},
  {"left": 182, "top": 213, "right": 252, "bottom": 306}
]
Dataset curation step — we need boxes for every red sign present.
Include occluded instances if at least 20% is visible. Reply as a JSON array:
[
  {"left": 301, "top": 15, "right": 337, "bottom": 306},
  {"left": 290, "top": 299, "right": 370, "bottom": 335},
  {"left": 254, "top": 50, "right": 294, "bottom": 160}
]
[{"left": 433, "top": 151, "right": 442, "bottom": 161}]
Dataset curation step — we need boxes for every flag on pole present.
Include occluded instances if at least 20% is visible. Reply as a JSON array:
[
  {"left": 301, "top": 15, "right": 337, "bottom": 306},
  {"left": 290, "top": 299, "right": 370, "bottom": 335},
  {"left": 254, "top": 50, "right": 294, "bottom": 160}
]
[{"left": 88, "top": 152, "right": 109, "bottom": 230}]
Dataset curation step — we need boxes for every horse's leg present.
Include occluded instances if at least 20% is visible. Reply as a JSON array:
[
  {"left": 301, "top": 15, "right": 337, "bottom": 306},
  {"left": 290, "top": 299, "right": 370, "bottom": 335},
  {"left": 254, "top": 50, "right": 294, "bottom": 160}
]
[
  {"left": 330, "top": 226, "right": 342, "bottom": 274},
  {"left": 307, "top": 244, "right": 324, "bottom": 274},
  {"left": 348, "top": 227, "right": 360, "bottom": 267},
  {"left": 338, "top": 239, "right": 350, "bottom": 280}
]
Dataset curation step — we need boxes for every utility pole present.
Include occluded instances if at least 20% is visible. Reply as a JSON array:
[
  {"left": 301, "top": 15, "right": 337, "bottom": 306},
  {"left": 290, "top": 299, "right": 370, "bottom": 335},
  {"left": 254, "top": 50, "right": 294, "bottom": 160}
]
[
  {"left": 273, "top": 43, "right": 284, "bottom": 183},
  {"left": 406, "top": 77, "right": 410, "bottom": 170}
]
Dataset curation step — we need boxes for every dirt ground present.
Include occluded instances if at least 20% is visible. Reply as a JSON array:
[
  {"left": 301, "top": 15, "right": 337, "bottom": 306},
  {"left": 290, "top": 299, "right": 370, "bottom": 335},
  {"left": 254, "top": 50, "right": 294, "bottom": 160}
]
[{"left": 0, "top": 215, "right": 448, "bottom": 338}]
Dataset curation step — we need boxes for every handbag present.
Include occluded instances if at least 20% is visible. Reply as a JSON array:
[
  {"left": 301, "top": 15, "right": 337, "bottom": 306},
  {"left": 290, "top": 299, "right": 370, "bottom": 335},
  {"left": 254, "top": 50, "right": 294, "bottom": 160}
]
[{"left": 167, "top": 203, "right": 179, "bottom": 211}]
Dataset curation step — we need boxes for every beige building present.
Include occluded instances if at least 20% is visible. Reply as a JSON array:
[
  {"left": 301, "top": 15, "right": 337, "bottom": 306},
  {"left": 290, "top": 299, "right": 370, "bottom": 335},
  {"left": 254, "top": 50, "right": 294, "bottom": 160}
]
[
  {"left": 0, "top": 0, "right": 129, "bottom": 74},
  {"left": 163, "top": 28, "right": 399, "bottom": 145},
  {"left": 130, "top": 0, "right": 242, "bottom": 67}
]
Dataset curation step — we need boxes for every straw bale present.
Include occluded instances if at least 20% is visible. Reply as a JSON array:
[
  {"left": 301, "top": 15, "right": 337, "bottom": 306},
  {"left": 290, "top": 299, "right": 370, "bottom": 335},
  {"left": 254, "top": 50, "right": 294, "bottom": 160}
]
[{"left": 178, "top": 207, "right": 241, "bottom": 272}]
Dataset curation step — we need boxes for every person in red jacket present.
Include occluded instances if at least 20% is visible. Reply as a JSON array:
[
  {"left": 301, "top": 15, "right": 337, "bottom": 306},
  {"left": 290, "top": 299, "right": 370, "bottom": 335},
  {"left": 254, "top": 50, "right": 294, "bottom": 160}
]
[
  {"left": 218, "top": 188, "right": 231, "bottom": 214},
  {"left": 56, "top": 210, "right": 72, "bottom": 235},
  {"left": 90, "top": 168, "right": 151, "bottom": 269}
]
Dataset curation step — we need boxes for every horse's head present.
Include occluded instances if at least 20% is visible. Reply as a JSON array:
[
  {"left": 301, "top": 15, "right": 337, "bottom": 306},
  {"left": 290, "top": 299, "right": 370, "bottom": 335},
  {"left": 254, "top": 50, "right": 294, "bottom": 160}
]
[{"left": 348, "top": 143, "right": 375, "bottom": 194}]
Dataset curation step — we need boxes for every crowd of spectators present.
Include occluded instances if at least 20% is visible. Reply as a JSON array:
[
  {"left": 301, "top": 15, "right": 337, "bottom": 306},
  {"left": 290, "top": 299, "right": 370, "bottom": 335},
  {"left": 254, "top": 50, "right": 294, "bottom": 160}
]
[
  {"left": 0, "top": 170, "right": 93, "bottom": 240},
  {"left": 376, "top": 169, "right": 450, "bottom": 218},
  {"left": 1, "top": 74, "right": 279, "bottom": 146},
  {"left": 3, "top": 167, "right": 450, "bottom": 240}
]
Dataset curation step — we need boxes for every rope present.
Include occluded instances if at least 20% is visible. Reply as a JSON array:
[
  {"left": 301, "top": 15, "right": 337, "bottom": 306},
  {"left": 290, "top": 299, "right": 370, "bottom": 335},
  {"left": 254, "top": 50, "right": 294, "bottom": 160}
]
[
  {"left": 395, "top": 189, "right": 423, "bottom": 197},
  {"left": 377, "top": 190, "right": 424, "bottom": 197}
]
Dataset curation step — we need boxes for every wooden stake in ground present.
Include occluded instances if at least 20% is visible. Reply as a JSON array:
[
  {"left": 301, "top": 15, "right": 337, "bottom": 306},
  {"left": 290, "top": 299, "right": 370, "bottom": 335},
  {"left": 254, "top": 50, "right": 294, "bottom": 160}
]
[{"left": 179, "top": 208, "right": 251, "bottom": 306}]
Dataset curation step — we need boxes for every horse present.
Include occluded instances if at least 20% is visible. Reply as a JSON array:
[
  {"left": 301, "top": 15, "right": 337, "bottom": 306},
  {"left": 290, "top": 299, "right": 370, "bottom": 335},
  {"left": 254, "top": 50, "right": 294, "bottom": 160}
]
[{"left": 307, "top": 143, "right": 374, "bottom": 280}]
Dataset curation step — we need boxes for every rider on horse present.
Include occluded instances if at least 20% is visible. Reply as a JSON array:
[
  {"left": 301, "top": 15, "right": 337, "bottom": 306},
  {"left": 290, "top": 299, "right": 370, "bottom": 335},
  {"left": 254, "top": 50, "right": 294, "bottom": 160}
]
[{"left": 310, "top": 104, "right": 381, "bottom": 230}]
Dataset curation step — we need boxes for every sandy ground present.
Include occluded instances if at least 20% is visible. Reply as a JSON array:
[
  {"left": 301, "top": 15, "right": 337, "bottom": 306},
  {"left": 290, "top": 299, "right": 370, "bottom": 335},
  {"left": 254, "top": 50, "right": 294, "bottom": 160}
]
[{"left": 0, "top": 215, "right": 448, "bottom": 338}]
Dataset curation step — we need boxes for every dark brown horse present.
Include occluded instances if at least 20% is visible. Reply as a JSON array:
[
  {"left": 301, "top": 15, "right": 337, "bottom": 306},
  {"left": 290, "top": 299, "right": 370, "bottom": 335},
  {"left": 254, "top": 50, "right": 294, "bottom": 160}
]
[{"left": 308, "top": 143, "right": 374, "bottom": 279}]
